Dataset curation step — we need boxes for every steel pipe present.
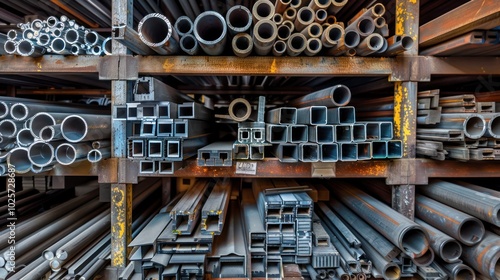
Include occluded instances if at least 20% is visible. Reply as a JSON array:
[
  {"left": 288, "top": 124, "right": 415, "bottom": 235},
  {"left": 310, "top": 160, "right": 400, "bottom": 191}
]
[
  {"left": 412, "top": 248, "right": 435, "bottom": 267},
  {"left": 356, "top": 33, "right": 384, "bottom": 56},
  {"left": 275, "top": 0, "right": 291, "bottom": 14},
  {"left": 30, "top": 112, "right": 67, "bottom": 138},
  {"left": 329, "top": 181, "right": 430, "bottom": 259},
  {"left": 232, "top": 33, "right": 253, "bottom": 58},
  {"left": 287, "top": 33, "right": 307, "bottom": 56},
  {"left": 283, "top": 7, "right": 297, "bottom": 22},
  {"left": 16, "top": 128, "right": 35, "bottom": 147},
  {"left": 277, "top": 24, "right": 291, "bottom": 41},
  {"left": 193, "top": 11, "right": 227, "bottom": 55},
  {"left": 0, "top": 119, "right": 20, "bottom": 137},
  {"left": 4, "top": 40, "right": 18, "bottom": 55},
  {"left": 252, "top": 0, "right": 275, "bottom": 22},
  {"left": 327, "top": 29, "right": 360, "bottom": 56},
  {"left": 309, "top": 0, "right": 330, "bottom": 11},
  {"left": 328, "top": 0, "right": 348, "bottom": 14},
  {"left": 102, "top": 37, "right": 112, "bottom": 55},
  {"left": 87, "top": 147, "right": 110, "bottom": 163},
  {"left": 321, "top": 23, "right": 344, "bottom": 48},
  {"left": 39, "top": 124, "right": 63, "bottom": 141},
  {"left": 161, "top": 0, "right": 184, "bottom": 20},
  {"left": 50, "top": 37, "right": 73, "bottom": 54},
  {"left": 461, "top": 231, "right": 500, "bottom": 280},
  {"left": 7, "top": 147, "right": 31, "bottom": 173},
  {"left": 300, "top": 22, "right": 323, "bottom": 39},
  {"left": 28, "top": 141, "right": 59, "bottom": 167},
  {"left": 188, "top": 0, "right": 201, "bottom": 17},
  {"left": 61, "top": 114, "right": 111, "bottom": 143},
  {"left": 345, "top": 16, "right": 375, "bottom": 38},
  {"left": 0, "top": 135, "right": 15, "bottom": 150},
  {"left": 433, "top": 113, "right": 487, "bottom": 139},
  {"left": 64, "top": 28, "right": 83, "bottom": 44},
  {"left": 288, "top": 84, "right": 351, "bottom": 108},
  {"left": 16, "top": 39, "right": 46, "bottom": 57},
  {"left": 272, "top": 40, "right": 287, "bottom": 56},
  {"left": 226, "top": 5, "right": 252, "bottom": 35},
  {"left": 253, "top": 19, "right": 277, "bottom": 55},
  {"left": 304, "top": 37, "right": 322, "bottom": 56},
  {"left": 112, "top": 23, "right": 156, "bottom": 55},
  {"left": 484, "top": 113, "right": 500, "bottom": 139},
  {"left": 438, "top": 261, "right": 476, "bottom": 280},
  {"left": 415, "top": 218, "right": 462, "bottom": 263},
  {"left": 180, "top": 34, "right": 200, "bottom": 55},
  {"left": 415, "top": 194, "right": 485, "bottom": 246},
  {"left": 295, "top": 6, "right": 315, "bottom": 32},
  {"left": 55, "top": 142, "right": 93, "bottom": 165},
  {"left": 174, "top": 16, "right": 193, "bottom": 37},
  {"left": 0, "top": 101, "right": 8, "bottom": 119},
  {"left": 138, "top": 13, "right": 179, "bottom": 55},
  {"left": 384, "top": 35, "right": 415, "bottom": 56},
  {"left": 315, "top": 9, "right": 327, "bottom": 24},
  {"left": 178, "top": 0, "right": 196, "bottom": 20},
  {"left": 420, "top": 179, "right": 500, "bottom": 227}
]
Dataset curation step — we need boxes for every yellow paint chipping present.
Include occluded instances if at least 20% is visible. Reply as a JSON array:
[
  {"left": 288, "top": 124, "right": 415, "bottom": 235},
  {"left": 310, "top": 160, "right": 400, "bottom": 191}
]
[{"left": 270, "top": 59, "right": 277, "bottom": 73}]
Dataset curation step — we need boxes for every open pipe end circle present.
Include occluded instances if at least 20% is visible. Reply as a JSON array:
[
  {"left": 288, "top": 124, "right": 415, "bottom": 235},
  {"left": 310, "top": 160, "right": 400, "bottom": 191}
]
[
  {"left": 55, "top": 144, "right": 77, "bottom": 165},
  {"left": 39, "top": 126, "right": 55, "bottom": 142},
  {"left": 459, "top": 218, "right": 485, "bottom": 245},
  {"left": 193, "top": 11, "right": 227, "bottom": 54},
  {"left": 227, "top": 5, "right": 252, "bottom": 33},
  {"left": 17, "top": 129, "right": 35, "bottom": 147},
  {"left": 28, "top": 142, "right": 55, "bottom": 167},
  {"left": 412, "top": 247, "right": 435, "bottom": 267},
  {"left": 453, "top": 264, "right": 475, "bottom": 280},
  {"left": 400, "top": 35, "right": 415, "bottom": 50},
  {"left": 180, "top": 34, "right": 198, "bottom": 54},
  {"left": 331, "top": 85, "right": 352, "bottom": 106},
  {"left": 0, "top": 119, "right": 17, "bottom": 137},
  {"left": 0, "top": 101, "right": 9, "bottom": 119},
  {"left": 88, "top": 149, "right": 102, "bottom": 163},
  {"left": 253, "top": 0, "right": 275, "bottom": 21},
  {"left": 7, "top": 148, "right": 31, "bottom": 174},
  {"left": 298, "top": 7, "right": 314, "bottom": 24},
  {"left": 232, "top": 33, "right": 253, "bottom": 57},
  {"left": 229, "top": 98, "right": 252, "bottom": 122},
  {"left": 253, "top": 20, "right": 278, "bottom": 44},
  {"left": 440, "top": 239, "right": 462, "bottom": 263},
  {"left": 4, "top": 40, "right": 17, "bottom": 54},
  {"left": 464, "top": 114, "right": 486, "bottom": 139},
  {"left": 31, "top": 113, "right": 56, "bottom": 138},
  {"left": 10, "top": 103, "right": 29, "bottom": 121},
  {"left": 175, "top": 16, "right": 194, "bottom": 36},
  {"left": 138, "top": 13, "right": 173, "bottom": 47},
  {"left": 308, "top": 38, "right": 322, "bottom": 52},
  {"left": 383, "top": 263, "right": 401, "bottom": 280},
  {"left": 17, "top": 39, "right": 35, "bottom": 56},
  {"left": 358, "top": 17, "right": 375, "bottom": 36},
  {"left": 344, "top": 30, "right": 361, "bottom": 48},
  {"left": 372, "top": 3, "right": 386, "bottom": 17},
  {"left": 61, "top": 115, "right": 88, "bottom": 143},
  {"left": 488, "top": 114, "right": 500, "bottom": 139},
  {"left": 400, "top": 227, "right": 430, "bottom": 258}
]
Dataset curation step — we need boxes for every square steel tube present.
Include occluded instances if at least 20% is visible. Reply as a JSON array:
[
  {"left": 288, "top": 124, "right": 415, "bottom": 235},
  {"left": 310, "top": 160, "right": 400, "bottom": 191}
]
[
  {"left": 327, "top": 106, "right": 356, "bottom": 124},
  {"left": 388, "top": 140, "right": 403, "bottom": 158},
  {"left": 148, "top": 139, "right": 163, "bottom": 158},
  {"left": 309, "top": 125, "right": 335, "bottom": 143},
  {"left": 233, "top": 143, "right": 249, "bottom": 160},
  {"left": 159, "top": 161, "right": 182, "bottom": 174},
  {"left": 357, "top": 142, "right": 372, "bottom": 160},
  {"left": 297, "top": 106, "right": 328, "bottom": 125},
  {"left": 139, "top": 160, "right": 156, "bottom": 174},
  {"left": 178, "top": 102, "right": 212, "bottom": 120},
  {"left": 250, "top": 144, "right": 265, "bottom": 160},
  {"left": 114, "top": 105, "right": 127, "bottom": 120},
  {"left": 365, "top": 122, "right": 381, "bottom": 140},
  {"left": 371, "top": 141, "right": 388, "bottom": 159},
  {"left": 238, "top": 127, "right": 252, "bottom": 143},
  {"left": 273, "top": 143, "right": 299, "bottom": 162},
  {"left": 266, "top": 107, "right": 297, "bottom": 124},
  {"left": 166, "top": 139, "right": 182, "bottom": 160},
  {"left": 299, "top": 143, "right": 319, "bottom": 162},
  {"left": 126, "top": 102, "right": 140, "bottom": 120},
  {"left": 288, "top": 124, "right": 309, "bottom": 143},
  {"left": 335, "top": 125, "right": 353, "bottom": 143},
  {"left": 140, "top": 120, "right": 156, "bottom": 137},
  {"left": 380, "top": 122, "right": 394, "bottom": 140},
  {"left": 340, "top": 143, "right": 358, "bottom": 161},
  {"left": 352, "top": 123, "right": 367, "bottom": 142},
  {"left": 266, "top": 124, "right": 288, "bottom": 143},
  {"left": 157, "top": 119, "right": 174, "bottom": 137},
  {"left": 320, "top": 143, "right": 339, "bottom": 162},
  {"left": 131, "top": 139, "right": 145, "bottom": 158},
  {"left": 138, "top": 103, "right": 158, "bottom": 119}
]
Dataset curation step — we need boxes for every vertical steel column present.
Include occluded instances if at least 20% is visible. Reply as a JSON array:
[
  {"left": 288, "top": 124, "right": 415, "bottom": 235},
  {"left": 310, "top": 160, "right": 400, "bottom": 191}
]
[
  {"left": 392, "top": 0, "right": 419, "bottom": 220},
  {"left": 111, "top": 0, "right": 133, "bottom": 269}
]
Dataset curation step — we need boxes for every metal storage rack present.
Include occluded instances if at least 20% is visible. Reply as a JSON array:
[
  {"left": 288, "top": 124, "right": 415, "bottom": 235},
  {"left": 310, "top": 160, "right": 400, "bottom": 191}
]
[{"left": 1, "top": 0, "right": 500, "bottom": 274}]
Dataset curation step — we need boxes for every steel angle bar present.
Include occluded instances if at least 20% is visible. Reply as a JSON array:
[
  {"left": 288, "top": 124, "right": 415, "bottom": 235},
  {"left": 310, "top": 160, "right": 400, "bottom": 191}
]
[
  {"left": 387, "top": 140, "right": 402, "bottom": 159},
  {"left": 421, "top": 179, "right": 500, "bottom": 227},
  {"left": 266, "top": 107, "right": 297, "bottom": 124},
  {"left": 241, "top": 188, "right": 266, "bottom": 254},
  {"left": 157, "top": 222, "right": 213, "bottom": 254},
  {"left": 299, "top": 142, "right": 319, "bottom": 162},
  {"left": 327, "top": 106, "right": 356, "bottom": 125},
  {"left": 414, "top": 218, "right": 462, "bottom": 264},
  {"left": 178, "top": 102, "right": 213, "bottom": 120},
  {"left": 267, "top": 124, "right": 288, "bottom": 143},
  {"left": 133, "top": 77, "right": 193, "bottom": 103},
  {"left": 201, "top": 179, "right": 231, "bottom": 235},
  {"left": 330, "top": 182, "right": 430, "bottom": 259},
  {"left": 417, "top": 128, "right": 464, "bottom": 141},
  {"left": 340, "top": 143, "right": 357, "bottom": 161},
  {"left": 197, "top": 141, "right": 233, "bottom": 166},
  {"left": 170, "top": 179, "right": 212, "bottom": 235}
]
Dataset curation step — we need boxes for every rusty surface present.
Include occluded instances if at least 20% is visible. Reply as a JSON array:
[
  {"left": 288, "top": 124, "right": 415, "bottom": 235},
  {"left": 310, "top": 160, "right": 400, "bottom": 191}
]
[
  {"left": 14, "top": 88, "right": 111, "bottom": 95},
  {"left": 111, "top": 183, "right": 132, "bottom": 268},
  {"left": 0, "top": 55, "right": 100, "bottom": 74},
  {"left": 421, "top": 159, "right": 500, "bottom": 178},
  {"left": 395, "top": 0, "right": 419, "bottom": 55},
  {"left": 420, "top": 0, "right": 500, "bottom": 48},
  {"left": 429, "top": 56, "right": 500, "bottom": 75},
  {"left": 138, "top": 56, "right": 398, "bottom": 76},
  {"left": 393, "top": 82, "right": 417, "bottom": 158}
]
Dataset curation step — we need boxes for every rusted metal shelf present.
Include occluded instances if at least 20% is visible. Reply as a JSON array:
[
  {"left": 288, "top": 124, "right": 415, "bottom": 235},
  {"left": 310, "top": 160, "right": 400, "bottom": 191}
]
[{"left": 0, "top": 55, "right": 101, "bottom": 74}]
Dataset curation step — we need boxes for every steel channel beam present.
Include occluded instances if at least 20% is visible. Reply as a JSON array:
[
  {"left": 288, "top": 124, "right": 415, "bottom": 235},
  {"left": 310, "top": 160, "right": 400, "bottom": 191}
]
[
  {"left": 170, "top": 179, "right": 211, "bottom": 235},
  {"left": 201, "top": 179, "right": 231, "bottom": 235}
]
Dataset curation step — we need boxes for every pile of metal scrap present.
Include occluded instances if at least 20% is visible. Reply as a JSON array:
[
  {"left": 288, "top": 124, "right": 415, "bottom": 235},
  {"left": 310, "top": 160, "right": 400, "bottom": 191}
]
[
  {"left": 127, "top": 1, "right": 413, "bottom": 57},
  {"left": 3, "top": 16, "right": 111, "bottom": 57},
  {"left": 0, "top": 96, "right": 111, "bottom": 175},
  {"left": 359, "top": 179, "right": 500, "bottom": 280},
  {"left": 121, "top": 77, "right": 213, "bottom": 174}
]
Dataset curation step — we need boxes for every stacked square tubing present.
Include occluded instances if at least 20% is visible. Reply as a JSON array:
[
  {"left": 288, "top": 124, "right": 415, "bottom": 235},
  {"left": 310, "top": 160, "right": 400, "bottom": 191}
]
[{"left": 118, "top": 77, "right": 213, "bottom": 174}]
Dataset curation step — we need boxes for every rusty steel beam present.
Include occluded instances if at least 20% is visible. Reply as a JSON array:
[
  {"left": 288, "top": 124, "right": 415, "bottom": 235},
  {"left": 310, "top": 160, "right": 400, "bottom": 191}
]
[
  {"left": 0, "top": 55, "right": 100, "bottom": 74},
  {"left": 420, "top": 0, "right": 500, "bottom": 48}
]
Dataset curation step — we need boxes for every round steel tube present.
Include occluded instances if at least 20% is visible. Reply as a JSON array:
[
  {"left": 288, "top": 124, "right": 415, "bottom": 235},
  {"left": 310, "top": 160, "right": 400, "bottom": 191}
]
[
  {"left": 61, "top": 114, "right": 111, "bottom": 143},
  {"left": 484, "top": 113, "right": 500, "bottom": 138},
  {"left": 461, "top": 231, "right": 500, "bottom": 280},
  {"left": 31, "top": 19, "right": 44, "bottom": 31},
  {"left": 346, "top": 16, "right": 375, "bottom": 38},
  {"left": 300, "top": 22, "right": 323, "bottom": 39},
  {"left": 275, "top": 0, "right": 291, "bottom": 14},
  {"left": 69, "top": 44, "right": 82, "bottom": 56},
  {"left": 138, "top": 13, "right": 179, "bottom": 55},
  {"left": 252, "top": 19, "right": 277, "bottom": 55},
  {"left": 411, "top": 247, "right": 435, "bottom": 267},
  {"left": 55, "top": 142, "right": 93, "bottom": 165},
  {"left": 315, "top": 9, "right": 327, "bottom": 23},
  {"left": 415, "top": 218, "right": 462, "bottom": 263},
  {"left": 277, "top": 24, "right": 292, "bottom": 41},
  {"left": 87, "top": 147, "right": 110, "bottom": 163},
  {"left": 273, "top": 13, "right": 283, "bottom": 25},
  {"left": 415, "top": 194, "right": 485, "bottom": 246},
  {"left": 37, "top": 33, "right": 51, "bottom": 46},
  {"left": 0, "top": 101, "right": 8, "bottom": 119},
  {"left": 180, "top": 34, "right": 200, "bottom": 55},
  {"left": 304, "top": 37, "right": 322, "bottom": 56},
  {"left": 7, "top": 30, "right": 19, "bottom": 40},
  {"left": 295, "top": 7, "right": 315, "bottom": 32},
  {"left": 84, "top": 30, "right": 104, "bottom": 47},
  {"left": 309, "top": 0, "right": 330, "bottom": 11},
  {"left": 421, "top": 179, "right": 500, "bottom": 227},
  {"left": 28, "top": 141, "right": 59, "bottom": 167},
  {"left": 330, "top": 182, "right": 430, "bottom": 258},
  {"left": 174, "top": 16, "right": 194, "bottom": 37},
  {"left": 17, "top": 128, "right": 36, "bottom": 147},
  {"left": 439, "top": 261, "right": 476, "bottom": 280},
  {"left": 193, "top": 11, "right": 227, "bottom": 55},
  {"left": 356, "top": 33, "right": 384, "bottom": 56},
  {"left": 435, "top": 113, "right": 486, "bottom": 139},
  {"left": 30, "top": 112, "right": 67, "bottom": 138},
  {"left": 7, "top": 147, "right": 31, "bottom": 173},
  {"left": 375, "top": 17, "right": 386, "bottom": 28},
  {"left": 327, "top": 30, "right": 360, "bottom": 56},
  {"left": 179, "top": 0, "right": 196, "bottom": 21},
  {"left": 0, "top": 119, "right": 19, "bottom": 137},
  {"left": 64, "top": 28, "right": 81, "bottom": 44},
  {"left": 282, "top": 20, "right": 295, "bottom": 33},
  {"left": 328, "top": 0, "right": 348, "bottom": 14},
  {"left": 228, "top": 98, "right": 252, "bottom": 122},
  {"left": 384, "top": 35, "right": 415, "bottom": 56},
  {"left": 50, "top": 37, "right": 71, "bottom": 54},
  {"left": 91, "top": 140, "right": 111, "bottom": 149},
  {"left": 288, "top": 84, "right": 351, "bottom": 107},
  {"left": 102, "top": 37, "right": 112, "bottom": 55},
  {"left": 0, "top": 135, "right": 15, "bottom": 150},
  {"left": 23, "top": 28, "right": 36, "bottom": 40},
  {"left": 226, "top": 5, "right": 253, "bottom": 35},
  {"left": 252, "top": 0, "right": 275, "bottom": 22},
  {"left": 326, "top": 15, "right": 337, "bottom": 25},
  {"left": 290, "top": 0, "right": 302, "bottom": 9},
  {"left": 17, "top": 39, "right": 46, "bottom": 57},
  {"left": 273, "top": 40, "right": 287, "bottom": 56},
  {"left": 377, "top": 37, "right": 388, "bottom": 54},
  {"left": 10, "top": 103, "right": 29, "bottom": 121},
  {"left": 284, "top": 7, "right": 297, "bottom": 22},
  {"left": 286, "top": 33, "right": 307, "bottom": 56},
  {"left": 31, "top": 164, "right": 54, "bottom": 173},
  {"left": 321, "top": 23, "right": 344, "bottom": 48},
  {"left": 232, "top": 33, "right": 253, "bottom": 58},
  {"left": 90, "top": 44, "right": 102, "bottom": 55},
  {"left": 162, "top": 0, "right": 185, "bottom": 20}
]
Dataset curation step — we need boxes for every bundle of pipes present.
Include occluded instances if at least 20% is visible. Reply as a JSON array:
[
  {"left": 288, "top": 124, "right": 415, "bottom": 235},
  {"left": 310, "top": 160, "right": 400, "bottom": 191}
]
[
  {"left": 359, "top": 179, "right": 500, "bottom": 280},
  {"left": 134, "top": 1, "right": 414, "bottom": 57},
  {"left": 3, "top": 15, "right": 111, "bottom": 57},
  {"left": 3, "top": 178, "right": 165, "bottom": 280},
  {"left": 0, "top": 96, "right": 111, "bottom": 174}
]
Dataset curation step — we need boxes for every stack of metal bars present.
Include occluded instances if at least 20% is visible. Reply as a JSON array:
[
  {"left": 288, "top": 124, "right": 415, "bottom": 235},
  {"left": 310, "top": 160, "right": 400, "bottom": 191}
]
[
  {"left": 233, "top": 96, "right": 268, "bottom": 161},
  {"left": 121, "top": 77, "right": 213, "bottom": 174}
]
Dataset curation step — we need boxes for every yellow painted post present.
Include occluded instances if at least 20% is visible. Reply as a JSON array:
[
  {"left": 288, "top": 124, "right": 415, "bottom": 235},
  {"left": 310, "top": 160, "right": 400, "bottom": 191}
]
[{"left": 111, "top": 183, "right": 132, "bottom": 268}]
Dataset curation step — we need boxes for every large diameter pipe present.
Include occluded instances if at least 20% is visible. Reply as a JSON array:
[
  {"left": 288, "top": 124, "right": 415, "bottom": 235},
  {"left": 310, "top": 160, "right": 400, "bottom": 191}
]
[
  {"left": 55, "top": 142, "right": 93, "bottom": 165},
  {"left": 288, "top": 84, "right": 351, "bottom": 108},
  {"left": 329, "top": 181, "right": 430, "bottom": 259},
  {"left": 252, "top": 0, "right": 275, "bottom": 22},
  {"left": 193, "top": 11, "right": 228, "bottom": 55},
  {"left": 226, "top": 5, "right": 252, "bottom": 35},
  {"left": 287, "top": 33, "right": 307, "bottom": 56},
  {"left": 61, "top": 114, "right": 111, "bottom": 143},
  {"left": 415, "top": 218, "right": 462, "bottom": 263},
  {"left": 180, "top": 34, "right": 200, "bottom": 55},
  {"left": 16, "top": 39, "right": 46, "bottom": 57},
  {"left": 420, "top": 179, "right": 500, "bottom": 227},
  {"left": 438, "top": 261, "right": 476, "bottom": 280},
  {"left": 232, "top": 33, "right": 253, "bottom": 57},
  {"left": 253, "top": 19, "right": 278, "bottom": 55},
  {"left": 435, "top": 113, "right": 486, "bottom": 139},
  {"left": 384, "top": 35, "right": 415, "bottom": 56},
  {"left": 28, "top": 141, "right": 61, "bottom": 167},
  {"left": 0, "top": 119, "right": 21, "bottom": 137},
  {"left": 7, "top": 147, "right": 31, "bottom": 174},
  {"left": 138, "top": 13, "right": 179, "bottom": 55},
  {"left": 356, "top": 33, "right": 384, "bottom": 56},
  {"left": 295, "top": 6, "right": 315, "bottom": 32},
  {"left": 461, "top": 231, "right": 500, "bottom": 280},
  {"left": 415, "top": 194, "right": 485, "bottom": 246}
]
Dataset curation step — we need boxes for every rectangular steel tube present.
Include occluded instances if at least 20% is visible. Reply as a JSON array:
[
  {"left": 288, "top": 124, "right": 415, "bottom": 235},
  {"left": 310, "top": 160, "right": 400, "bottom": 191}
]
[
  {"left": 178, "top": 102, "right": 213, "bottom": 120},
  {"left": 201, "top": 179, "right": 231, "bottom": 235},
  {"left": 320, "top": 143, "right": 339, "bottom": 162},
  {"left": 297, "top": 106, "right": 328, "bottom": 125},
  {"left": 266, "top": 107, "right": 297, "bottom": 124},
  {"left": 309, "top": 125, "right": 335, "bottom": 143},
  {"left": 273, "top": 143, "right": 299, "bottom": 162},
  {"left": 157, "top": 119, "right": 174, "bottom": 137},
  {"left": 340, "top": 143, "right": 357, "bottom": 161}
]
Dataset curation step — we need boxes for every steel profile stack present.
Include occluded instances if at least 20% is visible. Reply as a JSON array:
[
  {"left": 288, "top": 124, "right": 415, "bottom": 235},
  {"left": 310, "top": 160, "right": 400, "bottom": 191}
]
[{"left": 123, "top": 77, "right": 213, "bottom": 174}]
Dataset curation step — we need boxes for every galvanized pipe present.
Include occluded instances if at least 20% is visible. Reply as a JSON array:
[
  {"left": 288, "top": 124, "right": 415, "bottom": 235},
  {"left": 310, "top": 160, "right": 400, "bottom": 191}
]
[
  {"left": 39, "top": 124, "right": 63, "bottom": 141},
  {"left": 272, "top": 40, "right": 287, "bottom": 56},
  {"left": 174, "top": 16, "right": 193, "bottom": 37},
  {"left": 287, "top": 33, "right": 307, "bottom": 56},
  {"left": 138, "top": 13, "right": 179, "bottom": 55},
  {"left": 304, "top": 37, "right": 322, "bottom": 56},
  {"left": 30, "top": 112, "right": 67, "bottom": 138},
  {"left": 179, "top": 33, "right": 200, "bottom": 55},
  {"left": 61, "top": 114, "right": 111, "bottom": 143},
  {"left": 193, "top": 11, "right": 227, "bottom": 55},
  {"left": 55, "top": 142, "right": 93, "bottom": 165},
  {"left": 420, "top": 179, "right": 500, "bottom": 227},
  {"left": 102, "top": 37, "right": 112, "bottom": 55},
  {"left": 28, "top": 141, "right": 59, "bottom": 167},
  {"left": 288, "top": 84, "right": 351, "bottom": 108},
  {"left": 16, "top": 39, "right": 46, "bottom": 57},
  {"left": 384, "top": 35, "right": 415, "bottom": 56},
  {"left": 64, "top": 28, "right": 84, "bottom": 44},
  {"left": 87, "top": 147, "right": 110, "bottom": 163},
  {"left": 232, "top": 33, "right": 253, "bottom": 57},
  {"left": 460, "top": 231, "right": 500, "bottom": 280},
  {"left": 10, "top": 102, "right": 107, "bottom": 122},
  {"left": 295, "top": 6, "right": 315, "bottom": 32},
  {"left": 253, "top": 19, "right": 277, "bottom": 56},
  {"left": 226, "top": 5, "right": 252, "bottom": 35},
  {"left": 0, "top": 119, "right": 20, "bottom": 137},
  {"left": 50, "top": 37, "right": 72, "bottom": 54},
  {"left": 329, "top": 181, "right": 430, "bottom": 259},
  {"left": 321, "top": 23, "right": 344, "bottom": 48},
  {"left": 0, "top": 135, "right": 15, "bottom": 150},
  {"left": 415, "top": 194, "right": 485, "bottom": 246},
  {"left": 434, "top": 113, "right": 487, "bottom": 139},
  {"left": 415, "top": 218, "right": 462, "bottom": 263},
  {"left": 4, "top": 40, "right": 18, "bottom": 55},
  {"left": 355, "top": 33, "right": 384, "bottom": 56},
  {"left": 252, "top": 0, "right": 275, "bottom": 22}
]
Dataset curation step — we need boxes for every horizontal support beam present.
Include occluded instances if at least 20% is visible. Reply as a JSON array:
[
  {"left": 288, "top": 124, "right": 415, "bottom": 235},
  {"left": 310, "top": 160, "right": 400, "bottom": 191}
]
[
  {"left": 428, "top": 56, "right": 500, "bottom": 76},
  {"left": 421, "top": 159, "right": 500, "bottom": 178},
  {"left": 0, "top": 55, "right": 100, "bottom": 74}
]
